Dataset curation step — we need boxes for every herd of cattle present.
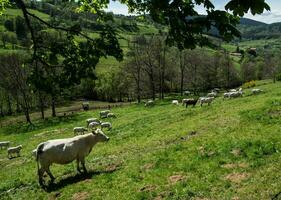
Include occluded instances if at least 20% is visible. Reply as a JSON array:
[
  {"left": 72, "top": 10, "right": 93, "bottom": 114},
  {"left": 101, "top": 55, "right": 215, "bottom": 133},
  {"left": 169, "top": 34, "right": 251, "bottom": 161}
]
[
  {"left": 145, "top": 87, "right": 263, "bottom": 108},
  {"left": 0, "top": 109, "right": 116, "bottom": 186},
  {"left": 0, "top": 87, "right": 263, "bottom": 186}
]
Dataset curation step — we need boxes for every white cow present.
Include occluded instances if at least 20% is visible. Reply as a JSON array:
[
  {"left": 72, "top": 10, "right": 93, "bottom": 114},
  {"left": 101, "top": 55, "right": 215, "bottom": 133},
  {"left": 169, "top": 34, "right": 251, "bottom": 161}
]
[
  {"left": 107, "top": 113, "right": 116, "bottom": 118},
  {"left": 101, "top": 122, "right": 112, "bottom": 130},
  {"left": 207, "top": 91, "right": 217, "bottom": 98},
  {"left": 7, "top": 145, "right": 22, "bottom": 159},
  {"left": 73, "top": 127, "right": 87, "bottom": 135},
  {"left": 145, "top": 100, "right": 154, "bottom": 107},
  {"left": 86, "top": 118, "right": 100, "bottom": 127},
  {"left": 100, "top": 110, "right": 110, "bottom": 118},
  {"left": 88, "top": 121, "right": 100, "bottom": 130},
  {"left": 199, "top": 97, "right": 215, "bottom": 106},
  {"left": 172, "top": 100, "right": 179, "bottom": 105},
  {"left": 252, "top": 88, "right": 263, "bottom": 94},
  {"left": 36, "top": 129, "right": 109, "bottom": 185},
  {"left": 0, "top": 141, "right": 10, "bottom": 149}
]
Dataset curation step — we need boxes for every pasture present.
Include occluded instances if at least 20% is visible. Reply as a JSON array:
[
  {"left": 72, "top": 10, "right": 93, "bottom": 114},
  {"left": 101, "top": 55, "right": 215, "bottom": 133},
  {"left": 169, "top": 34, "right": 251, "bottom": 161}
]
[{"left": 1, "top": 80, "right": 281, "bottom": 199}]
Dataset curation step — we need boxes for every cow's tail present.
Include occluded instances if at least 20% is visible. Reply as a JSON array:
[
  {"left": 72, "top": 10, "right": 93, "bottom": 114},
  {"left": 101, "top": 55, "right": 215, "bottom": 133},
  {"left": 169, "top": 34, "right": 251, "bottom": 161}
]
[{"left": 36, "top": 143, "right": 44, "bottom": 175}]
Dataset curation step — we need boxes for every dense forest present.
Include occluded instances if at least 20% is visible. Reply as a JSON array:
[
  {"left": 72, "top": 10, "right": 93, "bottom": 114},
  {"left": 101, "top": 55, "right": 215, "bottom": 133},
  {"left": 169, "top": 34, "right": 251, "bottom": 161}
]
[{"left": 0, "top": 0, "right": 280, "bottom": 123}]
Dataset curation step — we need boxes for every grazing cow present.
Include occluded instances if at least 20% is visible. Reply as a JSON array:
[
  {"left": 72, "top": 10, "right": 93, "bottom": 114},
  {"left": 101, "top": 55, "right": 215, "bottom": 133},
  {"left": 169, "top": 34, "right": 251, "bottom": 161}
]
[
  {"left": 183, "top": 91, "right": 191, "bottom": 96},
  {"left": 7, "top": 145, "right": 22, "bottom": 159},
  {"left": 86, "top": 118, "right": 100, "bottom": 127},
  {"left": 82, "top": 102, "right": 89, "bottom": 111},
  {"left": 88, "top": 121, "right": 100, "bottom": 130},
  {"left": 107, "top": 113, "right": 116, "bottom": 118},
  {"left": 0, "top": 141, "right": 10, "bottom": 149},
  {"left": 198, "top": 97, "right": 215, "bottom": 106},
  {"left": 100, "top": 110, "right": 110, "bottom": 118},
  {"left": 145, "top": 100, "right": 154, "bottom": 107},
  {"left": 101, "top": 122, "right": 112, "bottom": 130},
  {"left": 36, "top": 129, "right": 109, "bottom": 186},
  {"left": 182, "top": 98, "right": 198, "bottom": 108},
  {"left": 252, "top": 88, "right": 263, "bottom": 94},
  {"left": 207, "top": 91, "right": 217, "bottom": 98},
  {"left": 172, "top": 100, "right": 179, "bottom": 105},
  {"left": 73, "top": 127, "right": 87, "bottom": 135}
]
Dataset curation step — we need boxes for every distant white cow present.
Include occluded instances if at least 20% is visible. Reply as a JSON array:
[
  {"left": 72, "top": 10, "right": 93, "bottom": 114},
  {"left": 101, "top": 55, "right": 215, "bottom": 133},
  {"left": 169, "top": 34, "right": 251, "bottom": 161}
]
[
  {"left": 172, "top": 100, "right": 179, "bottom": 105},
  {"left": 101, "top": 122, "right": 112, "bottom": 130},
  {"left": 36, "top": 129, "right": 109, "bottom": 186},
  {"left": 199, "top": 97, "right": 215, "bottom": 106},
  {"left": 145, "top": 100, "right": 154, "bottom": 107},
  {"left": 0, "top": 141, "right": 10, "bottom": 149},
  {"left": 73, "top": 127, "right": 87, "bottom": 135},
  {"left": 252, "top": 88, "right": 263, "bottom": 94},
  {"left": 86, "top": 118, "right": 100, "bottom": 127},
  {"left": 207, "top": 91, "right": 217, "bottom": 98},
  {"left": 100, "top": 110, "right": 110, "bottom": 118},
  {"left": 229, "top": 89, "right": 237, "bottom": 92},
  {"left": 107, "top": 113, "right": 116, "bottom": 118},
  {"left": 7, "top": 145, "right": 22, "bottom": 159},
  {"left": 88, "top": 121, "right": 100, "bottom": 130}
]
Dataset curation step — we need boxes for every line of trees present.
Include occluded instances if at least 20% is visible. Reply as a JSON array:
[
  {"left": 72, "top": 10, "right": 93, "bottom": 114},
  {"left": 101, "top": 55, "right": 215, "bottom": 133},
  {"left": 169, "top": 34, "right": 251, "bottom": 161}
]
[{"left": 1, "top": 35, "right": 280, "bottom": 123}]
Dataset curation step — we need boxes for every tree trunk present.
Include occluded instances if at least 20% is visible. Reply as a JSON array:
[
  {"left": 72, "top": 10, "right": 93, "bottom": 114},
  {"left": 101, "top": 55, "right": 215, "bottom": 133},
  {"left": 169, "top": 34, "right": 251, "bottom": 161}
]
[
  {"left": 161, "top": 47, "right": 166, "bottom": 99},
  {"left": 16, "top": 97, "right": 21, "bottom": 113},
  {"left": 24, "top": 107, "right": 32, "bottom": 124},
  {"left": 39, "top": 91, "right": 45, "bottom": 119},
  {"left": 151, "top": 75, "right": 155, "bottom": 101},
  {"left": 51, "top": 95, "right": 56, "bottom": 117},
  {"left": 6, "top": 95, "right": 12, "bottom": 115},
  {"left": 0, "top": 101, "right": 4, "bottom": 117},
  {"left": 22, "top": 93, "right": 32, "bottom": 124},
  {"left": 180, "top": 51, "right": 186, "bottom": 96}
]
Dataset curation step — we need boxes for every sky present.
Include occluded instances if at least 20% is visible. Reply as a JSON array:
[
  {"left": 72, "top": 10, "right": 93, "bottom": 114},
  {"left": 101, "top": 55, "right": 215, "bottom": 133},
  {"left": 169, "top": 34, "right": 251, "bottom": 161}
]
[{"left": 105, "top": 0, "right": 281, "bottom": 24}]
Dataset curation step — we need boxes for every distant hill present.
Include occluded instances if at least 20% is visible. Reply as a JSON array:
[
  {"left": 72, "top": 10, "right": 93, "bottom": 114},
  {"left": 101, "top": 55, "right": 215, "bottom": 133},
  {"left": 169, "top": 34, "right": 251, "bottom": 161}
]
[
  {"left": 239, "top": 18, "right": 281, "bottom": 40},
  {"left": 239, "top": 18, "right": 267, "bottom": 26}
]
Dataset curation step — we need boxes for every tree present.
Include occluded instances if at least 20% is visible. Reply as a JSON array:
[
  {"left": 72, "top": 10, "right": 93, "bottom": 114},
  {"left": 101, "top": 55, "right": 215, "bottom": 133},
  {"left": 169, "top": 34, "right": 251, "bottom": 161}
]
[
  {"left": 1, "top": 0, "right": 270, "bottom": 60},
  {"left": 0, "top": 53, "right": 32, "bottom": 123},
  {"left": 15, "top": 16, "right": 28, "bottom": 40},
  {"left": 4, "top": 19, "right": 14, "bottom": 32}
]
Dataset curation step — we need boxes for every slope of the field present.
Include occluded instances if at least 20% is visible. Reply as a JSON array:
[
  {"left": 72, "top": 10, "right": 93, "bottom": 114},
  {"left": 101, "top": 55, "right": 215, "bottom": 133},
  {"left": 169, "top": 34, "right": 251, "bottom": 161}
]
[{"left": 0, "top": 80, "right": 281, "bottom": 199}]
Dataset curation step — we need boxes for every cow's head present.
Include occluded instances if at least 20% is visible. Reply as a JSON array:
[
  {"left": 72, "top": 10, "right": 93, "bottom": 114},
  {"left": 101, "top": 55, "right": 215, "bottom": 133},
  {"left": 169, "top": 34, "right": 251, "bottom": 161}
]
[{"left": 93, "top": 129, "right": 110, "bottom": 142}]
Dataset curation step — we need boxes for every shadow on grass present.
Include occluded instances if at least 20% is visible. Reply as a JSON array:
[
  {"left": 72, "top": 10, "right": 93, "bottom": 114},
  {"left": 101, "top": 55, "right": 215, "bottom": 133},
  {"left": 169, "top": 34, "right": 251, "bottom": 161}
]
[
  {"left": 44, "top": 169, "right": 117, "bottom": 192},
  {"left": 1, "top": 114, "right": 80, "bottom": 135}
]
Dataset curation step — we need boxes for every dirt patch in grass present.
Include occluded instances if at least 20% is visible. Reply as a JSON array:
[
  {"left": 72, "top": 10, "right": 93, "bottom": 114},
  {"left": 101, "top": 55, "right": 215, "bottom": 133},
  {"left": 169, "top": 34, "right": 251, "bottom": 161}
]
[
  {"left": 48, "top": 192, "right": 61, "bottom": 200},
  {"left": 198, "top": 146, "right": 216, "bottom": 157},
  {"left": 225, "top": 173, "right": 249, "bottom": 183},
  {"left": 140, "top": 163, "right": 155, "bottom": 171},
  {"left": 231, "top": 149, "right": 242, "bottom": 157},
  {"left": 72, "top": 192, "right": 89, "bottom": 200},
  {"left": 268, "top": 109, "right": 281, "bottom": 117},
  {"left": 168, "top": 174, "right": 186, "bottom": 185},
  {"left": 105, "top": 164, "right": 119, "bottom": 172},
  {"left": 222, "top": 163, "right": 249, "bottom": 169},
  {"left": 139, "top": 185, "right": 157, "bottom": 192}
]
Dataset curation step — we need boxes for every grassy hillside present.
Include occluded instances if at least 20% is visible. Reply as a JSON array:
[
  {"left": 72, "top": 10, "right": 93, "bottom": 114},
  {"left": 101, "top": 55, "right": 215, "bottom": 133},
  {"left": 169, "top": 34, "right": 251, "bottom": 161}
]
[{"left": 1, "top": 80, "right": 281, "bottom": 199}]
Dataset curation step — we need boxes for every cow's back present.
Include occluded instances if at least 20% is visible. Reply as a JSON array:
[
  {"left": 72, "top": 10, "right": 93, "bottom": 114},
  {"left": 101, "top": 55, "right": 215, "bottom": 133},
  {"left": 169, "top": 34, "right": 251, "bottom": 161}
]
[{"left": 40, "top": 138, "right": 86, "bottom": 165}]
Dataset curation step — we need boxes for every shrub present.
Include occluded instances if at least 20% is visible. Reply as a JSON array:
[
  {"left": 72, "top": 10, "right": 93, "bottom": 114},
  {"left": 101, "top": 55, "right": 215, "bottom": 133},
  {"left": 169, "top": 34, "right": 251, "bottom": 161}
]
[
  {"left": 242, "top": 80, "right": 256, "bottom": 89},
  {"left": 276, "top": 73, "right": 281, "bottom": 81}
]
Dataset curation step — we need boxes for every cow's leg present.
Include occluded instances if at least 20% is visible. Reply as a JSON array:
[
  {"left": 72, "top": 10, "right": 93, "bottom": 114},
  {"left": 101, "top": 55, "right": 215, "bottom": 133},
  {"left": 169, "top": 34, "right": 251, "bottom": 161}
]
[
  {"left": 76, "top": 159, "right": 82, "bottom": 173},
  {"left": 46, "top": 167, "right": 55, "bottom": 182},
  {"left": 38, "top": 167, "right": 45, "bottom": 186},
  {"left": 81, "top": 158, "right": 87, "bottom": 173}
]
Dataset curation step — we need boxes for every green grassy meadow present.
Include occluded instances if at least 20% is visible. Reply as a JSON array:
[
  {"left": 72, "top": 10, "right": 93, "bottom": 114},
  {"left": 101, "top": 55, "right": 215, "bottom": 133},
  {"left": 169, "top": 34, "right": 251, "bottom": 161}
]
[{"left": 1, "top": 80, "right": 281, "bottom": 199}]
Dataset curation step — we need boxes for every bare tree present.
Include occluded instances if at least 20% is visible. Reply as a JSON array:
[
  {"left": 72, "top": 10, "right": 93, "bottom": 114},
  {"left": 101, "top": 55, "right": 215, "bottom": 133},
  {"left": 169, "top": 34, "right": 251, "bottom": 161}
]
[{"left": 0, "top": 54, "right": 32, "bottom": 123}]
